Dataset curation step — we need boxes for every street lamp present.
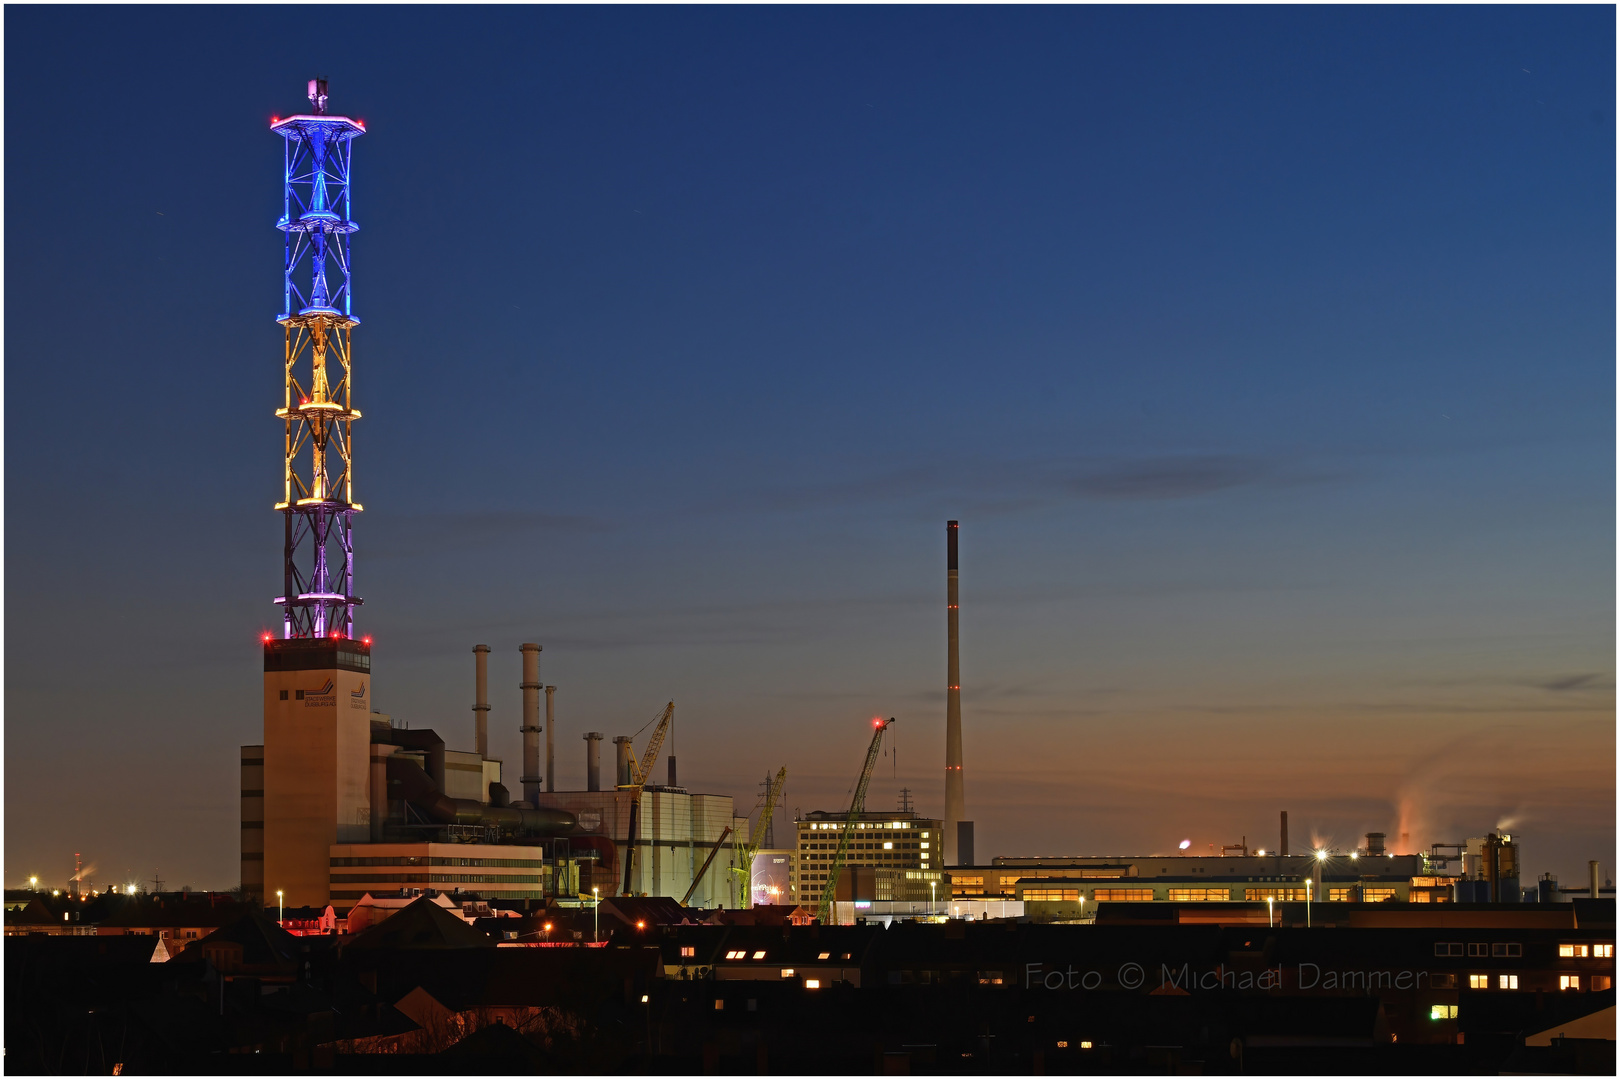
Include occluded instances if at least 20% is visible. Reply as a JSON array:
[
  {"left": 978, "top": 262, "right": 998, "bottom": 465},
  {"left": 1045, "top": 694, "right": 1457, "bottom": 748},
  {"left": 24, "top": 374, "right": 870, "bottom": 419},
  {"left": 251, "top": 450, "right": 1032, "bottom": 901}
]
[
  {"left": 930, "top": 881, "right": 936, "bottom": 920},
  {"left": 276, "top": 889, "right": 284, "bottom": 925},
  {"left": 1305, "top": 879, "right": 1311, "bottom": 928},
  {"left": 1267, "top": 896, "right": 1274, "bottom": 928},
  {"left": 592, "top": 886, "right": 599, "bottom": 943}
]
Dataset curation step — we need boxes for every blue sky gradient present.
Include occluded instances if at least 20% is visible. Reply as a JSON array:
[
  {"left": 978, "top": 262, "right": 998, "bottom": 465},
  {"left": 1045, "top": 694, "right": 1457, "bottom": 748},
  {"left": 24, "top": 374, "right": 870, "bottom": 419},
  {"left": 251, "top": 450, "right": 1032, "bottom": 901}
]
[{"left": 6, "top": 6, "right": 1613, "bottom": 891}]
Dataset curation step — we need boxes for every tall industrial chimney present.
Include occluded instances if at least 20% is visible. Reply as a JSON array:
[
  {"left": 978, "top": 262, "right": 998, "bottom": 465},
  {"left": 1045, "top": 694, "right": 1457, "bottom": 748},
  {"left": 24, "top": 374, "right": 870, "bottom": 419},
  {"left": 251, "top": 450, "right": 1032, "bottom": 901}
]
[
  {"left": 544, "top": 684, "right": 557, "bottom": 794},
  {"left": 584, "top": 732, "right": 603, "bottom": 791},
  {"left": 1280, "top": 811, "right": 1289, "bottom": 857},
  {"left": 519, "top": 644, "right": 542, "bottom": 804},
  {"left": 1591, "top": 860, "right": 1601, "bottom": 900},
  {"left": 472, "top": 645, "right": 491, "bottom": 759},
  {"left": 614, "top": 736, "right": 635, "bottom": 787},
  {"left": 944, "top": 521, "right": 966, "bottom": 865}
]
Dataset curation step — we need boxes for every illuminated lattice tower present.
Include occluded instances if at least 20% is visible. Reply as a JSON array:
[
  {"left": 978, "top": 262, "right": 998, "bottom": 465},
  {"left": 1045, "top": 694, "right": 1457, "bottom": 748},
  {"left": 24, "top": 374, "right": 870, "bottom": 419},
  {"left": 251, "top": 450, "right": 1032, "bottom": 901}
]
[{"left": 271, "top": 80, "right": 366, "bottom": 640}]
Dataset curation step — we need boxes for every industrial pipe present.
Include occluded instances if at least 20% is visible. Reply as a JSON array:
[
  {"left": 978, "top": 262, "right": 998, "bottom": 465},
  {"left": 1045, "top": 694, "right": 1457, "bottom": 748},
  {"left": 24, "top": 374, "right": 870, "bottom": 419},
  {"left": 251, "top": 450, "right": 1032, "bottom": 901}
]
[
  {"left": 544, "top": 684, "right": 557, "bottom": 794},
  {"left": 585, "top": 732, "right": 603, "bottom": 791},
  {"left": 472, "top": 644, "right": 491, "bottom": 759},
  {"left": 944, "top": 520, "right": 964, "bottom": 866},
  {"left": 519, "top": 644, "right": 542, "bottom": 804},
  {"left": 614, "top": 736, "right": 634, "bottom": 788}
]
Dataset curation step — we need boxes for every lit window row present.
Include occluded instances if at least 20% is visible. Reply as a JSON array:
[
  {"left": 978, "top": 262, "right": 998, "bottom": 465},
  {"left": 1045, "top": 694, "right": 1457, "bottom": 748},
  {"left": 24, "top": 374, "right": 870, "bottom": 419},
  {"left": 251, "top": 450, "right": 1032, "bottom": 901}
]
[
  {"left": 1244, "top": 888, "right": 1309, "bottom": 901},
  {"left": 1092, "top": 889, "right": 1154, "bottom": 902},
  {"left": 1559, "top": 943, "right": 1614, "bottom": 958}
]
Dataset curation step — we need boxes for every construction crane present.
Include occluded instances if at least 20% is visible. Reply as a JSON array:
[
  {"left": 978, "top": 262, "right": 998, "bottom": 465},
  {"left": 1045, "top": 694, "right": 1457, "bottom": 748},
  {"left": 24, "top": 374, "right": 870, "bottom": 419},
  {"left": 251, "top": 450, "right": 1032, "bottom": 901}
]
[
  {"left": 817, "top": 718, "right": 894, "bottom": 924},
  {"left": 620, "top": 701, "right": 674, "bottom": 896},
  {"left": 731, "top": 766, "right": 787, "bottom": 907},
  {"left": 681, "top": 826, "right": 732, "bottom": 907}
]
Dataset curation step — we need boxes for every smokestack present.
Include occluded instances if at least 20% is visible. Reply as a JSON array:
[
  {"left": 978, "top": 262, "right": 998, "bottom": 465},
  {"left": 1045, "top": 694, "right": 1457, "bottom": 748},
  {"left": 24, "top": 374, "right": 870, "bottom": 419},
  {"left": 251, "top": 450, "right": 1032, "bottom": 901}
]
[
  {"left": 613, "top": 736, "right": 634, "bottom": 788},
  {"left": 472, "top": 645, "right": 491, "bottom": 759},
  {"left": 1399, "top": 831, "right": 1410, "bottom": 855},
  {"left": 519, "top": 644, "right": 542, "bottom": 803},
  {"left": 1591, "top": 860, "right": 1601, "bottom": 900},
  {"left": 1280, "top": 811, "right": 1289, "bottom": 857},
  {"left": 944, "top": 521, "right": 965, "bottom": 866},
  {"left": 668, "top": 755, "right": 678, "bottom": 788},
  {"left": 584, "top": 732, "right": 603, "bottom": 791},
  {"left": 544, "top": 685, "right": 557, "bottom": 794}
]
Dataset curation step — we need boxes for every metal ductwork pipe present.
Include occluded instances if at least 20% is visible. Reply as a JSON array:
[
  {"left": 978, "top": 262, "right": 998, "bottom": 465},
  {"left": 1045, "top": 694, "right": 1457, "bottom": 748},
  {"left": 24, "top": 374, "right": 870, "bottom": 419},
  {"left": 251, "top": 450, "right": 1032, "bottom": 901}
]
[
  {"left": 544, "top": 684, "right": 557, "bottom": 795},
  {"left": 387, "top": 756, "right": 574, "bottom": 834},
  {"left": 614, "top": 736, "right": 634, "bottom": 788},
  {"left": 519, "top": 643, "right": 542, "bottom": 804},
  {"left": 584, "top": 732, "right": 603, "bottom": 791},
  {"left": 472, "top": 644, "right": 491, "bottom": 759}
]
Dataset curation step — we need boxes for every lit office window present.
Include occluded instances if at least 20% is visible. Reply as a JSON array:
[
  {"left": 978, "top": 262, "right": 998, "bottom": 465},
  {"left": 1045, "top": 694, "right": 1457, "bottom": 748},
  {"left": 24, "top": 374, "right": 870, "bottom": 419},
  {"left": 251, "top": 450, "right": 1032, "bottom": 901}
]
[
  {"left": 1092, "top": 889, "right": 1154, "bottom": 902},
  {"left": 1468, "top": 975, "right": 1489, "bottom": 989},
  {"left": 1429, "top": 1005, "right": 1458, "bottom": 1020},
  {"left": 1596, "top": 944, "right": 1614, "bottom": 958},
  {"left": 1559, "top": 975, "right": 1580, "bottom": 991},
  {"left": 1560, "top": 944, "right": 1588, "bottom": 958},
  {"left": 1498, "top": 975, "right": 1518, "bottom": 990}
]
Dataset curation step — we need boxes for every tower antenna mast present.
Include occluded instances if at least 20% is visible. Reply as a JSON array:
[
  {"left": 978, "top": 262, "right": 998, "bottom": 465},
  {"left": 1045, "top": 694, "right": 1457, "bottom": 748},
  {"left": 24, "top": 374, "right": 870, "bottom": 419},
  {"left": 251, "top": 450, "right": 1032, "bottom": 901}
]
[{"left": 270, "top": 81, "right": 366, "bottom": 639}]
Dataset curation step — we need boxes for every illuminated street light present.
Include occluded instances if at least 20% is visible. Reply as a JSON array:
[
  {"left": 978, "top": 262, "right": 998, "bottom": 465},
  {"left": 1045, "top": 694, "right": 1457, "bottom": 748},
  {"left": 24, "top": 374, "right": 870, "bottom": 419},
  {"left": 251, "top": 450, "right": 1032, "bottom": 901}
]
[
  {"left": 593, "top": 887, "right": 600, "bottom": 943},
  {"left": 277, "top": 889, "right": 284, "bottom": 925}
]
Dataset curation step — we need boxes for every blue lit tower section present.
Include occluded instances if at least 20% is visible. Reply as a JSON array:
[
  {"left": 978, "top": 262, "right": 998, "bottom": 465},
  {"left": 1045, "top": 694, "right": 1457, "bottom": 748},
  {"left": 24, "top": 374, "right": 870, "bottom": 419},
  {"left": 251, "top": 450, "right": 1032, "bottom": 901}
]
[{"left": 271, "top": 80, "right": 366, "bottom": 639}]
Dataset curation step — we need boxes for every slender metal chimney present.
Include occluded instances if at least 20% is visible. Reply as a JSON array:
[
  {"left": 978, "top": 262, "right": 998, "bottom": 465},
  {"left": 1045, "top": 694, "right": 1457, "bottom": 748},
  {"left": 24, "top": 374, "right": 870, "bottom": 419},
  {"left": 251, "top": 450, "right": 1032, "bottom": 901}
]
[
  {"left": 1591, "top": 860, "right": 1601, "bottom": 900},
  {"left": 472, "top": 645, "right": 491, "bottom": 759},
  {"left": 544, "top": 685, "right": 557, "bottom": 794},
  {"left": 944, "top": 520, "right": 965, "bottom": 866},
  {"left": 519, "top": 644, "right": 542, "bottom": 803},
  {"left": 584, "top": 732, "right": 603, "bottom": 791},
  {"left": 667, "top": 755, "right": 677, "bottom": 788},
  {"left": 1280, "top": 811, "right": 1289, "bottom": 857},
  {"left": 613, "top": 736, "right": 635, "bottom": 787}
]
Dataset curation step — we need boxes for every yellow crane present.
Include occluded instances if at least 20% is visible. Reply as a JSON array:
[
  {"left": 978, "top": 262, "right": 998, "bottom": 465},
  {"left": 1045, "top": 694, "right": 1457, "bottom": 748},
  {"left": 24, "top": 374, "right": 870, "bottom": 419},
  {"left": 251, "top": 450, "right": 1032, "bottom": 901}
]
[
  {"left": 731, "top": 766, "right": 788, "bottom": 907},
  {"left": 817, "top": 717, "right": 894, "bottom": 924},
  {"left": 619, "top": 701, "right": 673, "bottom": 896}
]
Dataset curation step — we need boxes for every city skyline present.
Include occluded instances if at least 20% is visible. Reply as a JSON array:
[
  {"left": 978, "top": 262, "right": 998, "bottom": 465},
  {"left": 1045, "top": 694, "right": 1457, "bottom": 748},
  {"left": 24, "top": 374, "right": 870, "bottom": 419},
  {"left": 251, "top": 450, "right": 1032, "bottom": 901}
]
[{"left": 5, "top": 6, "right": 1613, "bottom": 892}]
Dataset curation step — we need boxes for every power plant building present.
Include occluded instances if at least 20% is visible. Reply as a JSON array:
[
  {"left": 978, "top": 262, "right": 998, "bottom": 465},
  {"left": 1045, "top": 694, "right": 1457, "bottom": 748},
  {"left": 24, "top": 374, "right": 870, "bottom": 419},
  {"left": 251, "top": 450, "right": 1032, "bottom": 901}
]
[{"left": 241, "top": 84, "right": 739, "bottom": 911}]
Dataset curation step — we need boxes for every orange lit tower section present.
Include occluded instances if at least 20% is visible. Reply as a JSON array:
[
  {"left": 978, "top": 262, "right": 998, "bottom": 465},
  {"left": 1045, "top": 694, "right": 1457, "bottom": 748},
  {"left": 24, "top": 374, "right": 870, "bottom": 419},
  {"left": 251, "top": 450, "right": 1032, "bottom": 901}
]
[{"left": 272, "top": 79, "right": 365, "bottom": 640}]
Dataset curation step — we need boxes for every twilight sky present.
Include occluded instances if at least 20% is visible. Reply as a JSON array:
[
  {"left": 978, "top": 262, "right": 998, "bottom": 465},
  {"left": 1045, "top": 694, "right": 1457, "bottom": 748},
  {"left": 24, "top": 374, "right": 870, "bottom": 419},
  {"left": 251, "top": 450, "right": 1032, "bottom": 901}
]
[{"left": 6, "top": 6, "right": 1613, "bottom": 893}]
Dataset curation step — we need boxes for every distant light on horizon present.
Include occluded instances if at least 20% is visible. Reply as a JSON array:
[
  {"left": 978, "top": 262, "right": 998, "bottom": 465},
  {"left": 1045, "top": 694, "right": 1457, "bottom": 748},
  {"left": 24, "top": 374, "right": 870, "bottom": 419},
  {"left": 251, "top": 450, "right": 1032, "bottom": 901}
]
[{"left": 1178, "top": 839, "right": 1191, "bottom": 850}]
